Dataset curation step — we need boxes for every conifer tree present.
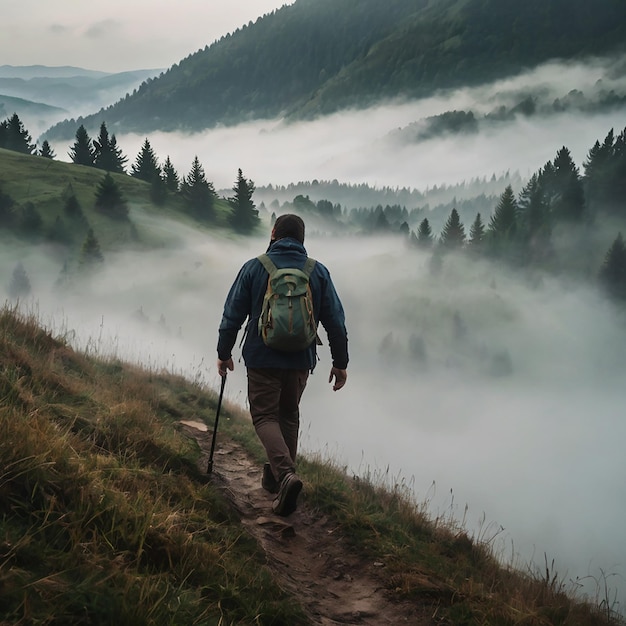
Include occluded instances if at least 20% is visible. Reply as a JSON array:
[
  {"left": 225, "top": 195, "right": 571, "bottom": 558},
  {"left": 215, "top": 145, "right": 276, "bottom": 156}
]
[
  {"left": 18, "top": 202, "right": 43, "bottom": 235},
  {"left": 467, "top": 212, "right": 485, "bottom": 253},
  {"left": 94, "top": 172, "right": 129, "bottom": 219},
  {"left": 229, "top": 168, "right": 259, "bottom": 233},
  {"left": 162, "top": 156, "right": 179, "bottom": 192},
  {"left": 180, "top": 156, "right": 216, "bottom": 221},
  {"left": 551, "top": 146, "right": 585, "bottom": 221},
  {"left": 599, "top": 232, "right": 626, "bottom": 300},
  {"left": 64, "top": 193, "right": 84, "bottom": 221},
  {"left": 47, "top": 215, "right": 72, "bottom": 245},
  {"left": 93, "top": 122, "right": 126, "bottom": 173},
  {"left": 416, "top": 217, "right": 433, "bottom": 248},
  {"left": 8, "top": 262, "right": 31, "bottom": 299},
  {"left": 439, "top": 208, "right": 466, "bottom": 250},
  {"left": 38, "top": 139, "right": 56, "bottom": 159},
  {"left": 2, "top": 113, "right": 35, "bottom": 154},
  {"left": 69, "top": 125, "right": 95, "bottom": 166},
  {"left": 518, "top": 173, "right": 552, "bottom": 263},
  {"left": 488, "top": 186, "right": 517, "bottom": 239},
  {"left": 131, "top": 138, "right": 161, "bottom": 182},
  {"left": 79, "top": 228, "right": 104, "bottom": 268}
]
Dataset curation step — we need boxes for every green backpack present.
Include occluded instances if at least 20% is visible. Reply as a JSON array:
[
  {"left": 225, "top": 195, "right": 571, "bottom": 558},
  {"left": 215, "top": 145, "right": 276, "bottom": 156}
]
[{"left": 257, "top": 254, "right": 318, "bottom": 352}]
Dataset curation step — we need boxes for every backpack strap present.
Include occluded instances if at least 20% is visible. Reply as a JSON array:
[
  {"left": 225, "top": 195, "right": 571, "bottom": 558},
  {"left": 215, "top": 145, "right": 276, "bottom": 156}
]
[
  {"left": 257, "top": 253, "right": 277, "bottom": 275},
  {"left": 257, "top": 254, "right": 317, "bottom": 276},
  {"left": 302, "top": 257, "right": 316, "bottom": 277}
]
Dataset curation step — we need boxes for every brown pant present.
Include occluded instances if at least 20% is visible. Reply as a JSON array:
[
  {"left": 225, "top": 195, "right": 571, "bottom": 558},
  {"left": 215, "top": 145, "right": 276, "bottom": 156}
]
[{"left": 247, "top": 368, "right": 309, "bottom": 482}]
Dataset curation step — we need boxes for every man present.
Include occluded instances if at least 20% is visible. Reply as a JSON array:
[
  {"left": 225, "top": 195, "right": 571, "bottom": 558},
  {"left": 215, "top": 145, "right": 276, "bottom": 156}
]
[{"left": 217, "top": 214, "right": 348, "bottom": 516}]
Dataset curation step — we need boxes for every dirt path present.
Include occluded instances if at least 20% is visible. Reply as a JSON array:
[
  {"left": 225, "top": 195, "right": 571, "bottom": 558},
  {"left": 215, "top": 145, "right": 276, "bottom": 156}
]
[{"left": 180, "top": 421, "right": 438, "bottom": 626}]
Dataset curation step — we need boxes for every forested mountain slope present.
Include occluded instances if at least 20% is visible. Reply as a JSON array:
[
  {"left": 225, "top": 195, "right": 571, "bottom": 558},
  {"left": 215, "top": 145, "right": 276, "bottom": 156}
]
[{"left": 44, "top": 0, "right": 626, "bottom": 139}]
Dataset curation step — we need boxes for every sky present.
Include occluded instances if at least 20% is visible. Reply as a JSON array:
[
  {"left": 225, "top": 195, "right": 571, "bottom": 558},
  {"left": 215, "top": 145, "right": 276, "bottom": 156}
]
[{"left": 1, "top": 0, "right": 295, "bottom": 73}]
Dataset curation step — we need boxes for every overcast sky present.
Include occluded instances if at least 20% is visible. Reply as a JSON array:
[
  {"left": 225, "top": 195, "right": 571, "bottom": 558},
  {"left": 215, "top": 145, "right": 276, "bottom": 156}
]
[{"left": 1, "top": 0, "right": 295, "bottom": 73}]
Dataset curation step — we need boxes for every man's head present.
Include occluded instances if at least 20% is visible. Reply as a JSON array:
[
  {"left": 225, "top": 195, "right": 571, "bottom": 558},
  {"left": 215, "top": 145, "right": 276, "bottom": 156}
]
[{"left": 271, "top": 214, "right": 305, "bottom": 244}]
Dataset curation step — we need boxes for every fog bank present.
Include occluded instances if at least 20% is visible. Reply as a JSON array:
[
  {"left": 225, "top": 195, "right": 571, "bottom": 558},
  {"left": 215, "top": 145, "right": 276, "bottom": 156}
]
[{"left": 85, "top": 53, "right": 626, "bottom": 195}]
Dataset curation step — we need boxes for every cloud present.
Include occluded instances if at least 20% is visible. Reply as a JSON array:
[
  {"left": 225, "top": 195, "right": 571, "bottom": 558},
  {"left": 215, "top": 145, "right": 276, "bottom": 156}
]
[
  {"left": 85, "top": 19, "right": 123, "bottom": 40},
  {"left": 49, "top": 24, "right": 71, "bottom": 36}
]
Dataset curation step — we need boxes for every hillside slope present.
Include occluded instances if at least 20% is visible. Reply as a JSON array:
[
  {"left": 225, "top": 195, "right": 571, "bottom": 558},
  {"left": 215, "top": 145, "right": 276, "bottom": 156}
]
[
  {"left": 44, "top": 0, "right": 626, "bottom": 139},
  {"left": 0, "top": 304, "right": 620, "bottom": 625}
]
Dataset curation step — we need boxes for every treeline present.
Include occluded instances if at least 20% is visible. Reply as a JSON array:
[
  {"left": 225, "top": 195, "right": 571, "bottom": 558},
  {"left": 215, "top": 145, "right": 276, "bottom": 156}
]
[
  {"left": 44, "top": 0, "right": 626, "bottom": 138},
  {"left": 1, "top": 113, "right": 259, "bottom": 234},
  {"left": 408, "top": 129, "right": 626, "bottom": 301},
  {"left": 269, "top": 126, "right": 626, "bottom": 302}
]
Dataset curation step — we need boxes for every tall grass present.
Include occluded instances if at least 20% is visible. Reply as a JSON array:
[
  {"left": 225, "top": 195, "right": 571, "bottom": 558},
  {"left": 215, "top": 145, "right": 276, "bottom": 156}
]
[{"left": 0, "top": 304, "right": 307, "bottom": 625}]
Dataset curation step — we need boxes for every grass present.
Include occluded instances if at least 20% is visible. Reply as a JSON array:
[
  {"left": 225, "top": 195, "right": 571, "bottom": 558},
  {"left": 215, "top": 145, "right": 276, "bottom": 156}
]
[
  {"left": 0, "top": 302, "right": 623, "bottom": 625},
  {"left": 0, "top": 148, "right": 234, "bottom": 255},
  {"left": 0, "top": 303, "right": 308, "bottom": 625}
]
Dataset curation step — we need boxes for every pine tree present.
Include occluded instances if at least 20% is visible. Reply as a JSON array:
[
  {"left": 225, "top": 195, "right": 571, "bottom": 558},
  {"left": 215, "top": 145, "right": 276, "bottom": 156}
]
[
  {"left": 180, "top": 156, "right": 216, "bottom": 221},
  {"left": 79, "top": 228, "right": 104, "bottom": 268},
  {"left": 8, "top": 262, "right": 31, "bottom": 299},
  {"left": 550, "top": 147, "right": 585, "bottom": 221},
  {"left": 18, "top": 202, "right": 43, "bottom": 235},
  {"left": 69, "top": 125, "right": 95, "bottom": 166},
  {"left": 487, "top": 185, "right": 518, "bottom": 248},
  {"left": 467, "top": 212, "right": 485, "bottom": 253},
  {"left": 131, "top": 138, "right": 161, "bottom": 182},
  {"left": 38, "top": 140, "right": 56, "bottom": 159},
  {"left": 229, "top": 168, "right": 259, "bottom": 233},
  {"left": 79, "top": 229, "right": 104, "bottom": 267},
  {"left": 64, "top": 193, "right": 84, "bottom": 221},
  {"left": 599, "top": 232, "right": 626, "bottom": 300},
  {"left": 416, "top": 217, "right": 433, "bottom": 248},
  {"left": 2, "top": 113, "right": 35, "bottom": 154},
  {"left": 518, "top": 173, "right": 552, "bottom": 263},
  {"left": 47, "top": 215, "right": 72, "bottom": 245},
  {"left": 94, "top": 172, "right": 129, "bottom": 219},
  {"left": 162, "top": 156, "right": 179, "bottom": 192},
  {"left": 439, "top": 208, "right": 466, "bottom": 250},
  {"left": 93, "top": 122, "right": 126, "bottom": 173},
  {"left": 489, "top": 186, "right": 518, "bottom": 235}
]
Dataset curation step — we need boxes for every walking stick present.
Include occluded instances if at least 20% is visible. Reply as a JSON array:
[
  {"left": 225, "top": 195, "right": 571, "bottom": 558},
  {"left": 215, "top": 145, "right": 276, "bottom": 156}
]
[{"left": 207, "top": 373, "right": 227, "bottom": 474}]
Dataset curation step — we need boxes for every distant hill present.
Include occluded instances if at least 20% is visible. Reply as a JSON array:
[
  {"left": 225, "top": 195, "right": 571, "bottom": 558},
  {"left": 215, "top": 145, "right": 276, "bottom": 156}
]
[
  {"left": 44, "top": 0, "right": 626, "bottom": 140},
  {"left": 0, "top": 65, "right": 109, "bottom": 79},
  {"left": 1, "top": 66, "right": 161, "bottom": 137}
]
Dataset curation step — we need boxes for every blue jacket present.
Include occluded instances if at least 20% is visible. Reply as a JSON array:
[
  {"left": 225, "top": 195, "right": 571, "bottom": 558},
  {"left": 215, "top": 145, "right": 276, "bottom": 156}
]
[{"left": 217, "top": 237, "right": 348, "bottom": 371}]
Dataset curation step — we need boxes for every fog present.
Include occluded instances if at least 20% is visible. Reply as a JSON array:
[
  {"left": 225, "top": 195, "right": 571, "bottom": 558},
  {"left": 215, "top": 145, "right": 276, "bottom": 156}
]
[
  {"left": 6, "top": 53, "right": 626, "bottom": 612},
  {"left": 79, "top": 53, "right": 626, "bottom": 194},
  {"left": 3, "top": 225, "right": 625, "bottom": 611}
]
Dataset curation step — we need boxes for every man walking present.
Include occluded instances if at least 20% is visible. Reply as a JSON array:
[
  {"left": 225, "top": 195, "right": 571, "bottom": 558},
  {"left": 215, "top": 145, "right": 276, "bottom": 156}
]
[{"left": 217, "top": 214, "right": 348, "bottom": 516}]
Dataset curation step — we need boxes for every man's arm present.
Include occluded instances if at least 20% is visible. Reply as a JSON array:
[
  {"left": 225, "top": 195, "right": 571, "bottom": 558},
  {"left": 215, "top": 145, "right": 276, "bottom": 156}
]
[{"left": 216, "top": 264, "right": 253, "bottom": 369}]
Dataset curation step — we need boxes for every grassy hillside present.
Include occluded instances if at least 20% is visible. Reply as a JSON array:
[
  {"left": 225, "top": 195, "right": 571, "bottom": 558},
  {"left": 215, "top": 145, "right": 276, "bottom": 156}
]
[
  {"left": 43, "top": 0, "right": 626, "bottom": 139},
  {"left": 0, "top": 148, "right": 233, "bottom": 264},
  {"left": 0, "top": 301, "right": 622, "bottom": 625}
]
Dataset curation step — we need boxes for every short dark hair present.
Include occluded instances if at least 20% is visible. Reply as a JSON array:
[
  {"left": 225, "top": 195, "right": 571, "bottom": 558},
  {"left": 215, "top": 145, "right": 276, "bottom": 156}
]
[{"left": 273, "top": 214, "right": 305, "bottom": 243}]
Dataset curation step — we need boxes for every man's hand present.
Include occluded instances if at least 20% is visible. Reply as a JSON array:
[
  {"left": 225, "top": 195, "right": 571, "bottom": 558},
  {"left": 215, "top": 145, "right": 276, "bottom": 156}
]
[
  {"left": 217, "top": 358, "right": 234, "bottom": 377},
  {"left": 329, "top": 367, "right": 347, "bottom": 391}
]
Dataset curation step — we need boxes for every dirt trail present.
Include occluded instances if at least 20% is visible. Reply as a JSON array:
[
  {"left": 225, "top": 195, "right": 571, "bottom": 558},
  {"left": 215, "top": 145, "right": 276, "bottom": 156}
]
[{"left": 180, "top": 421, "right": 438, "bottom": 626}]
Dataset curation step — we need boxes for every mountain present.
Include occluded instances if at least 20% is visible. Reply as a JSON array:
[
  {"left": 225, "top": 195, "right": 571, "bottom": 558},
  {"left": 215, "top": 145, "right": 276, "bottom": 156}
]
[
  {"left": 43, "top": 0, "right": 626, "bottom": 140},
  {"left": 0, "top": 66, "right": 161, "bottom": 137}
]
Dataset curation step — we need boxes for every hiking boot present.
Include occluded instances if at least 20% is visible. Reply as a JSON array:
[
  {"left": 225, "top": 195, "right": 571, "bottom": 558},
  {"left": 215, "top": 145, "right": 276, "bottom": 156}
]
[
  {"left": 272, "top": 472, "right": 303, "bottom": 517},
  {"left": 262, "top": 463, "right": 280, "bottom": 494}
]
